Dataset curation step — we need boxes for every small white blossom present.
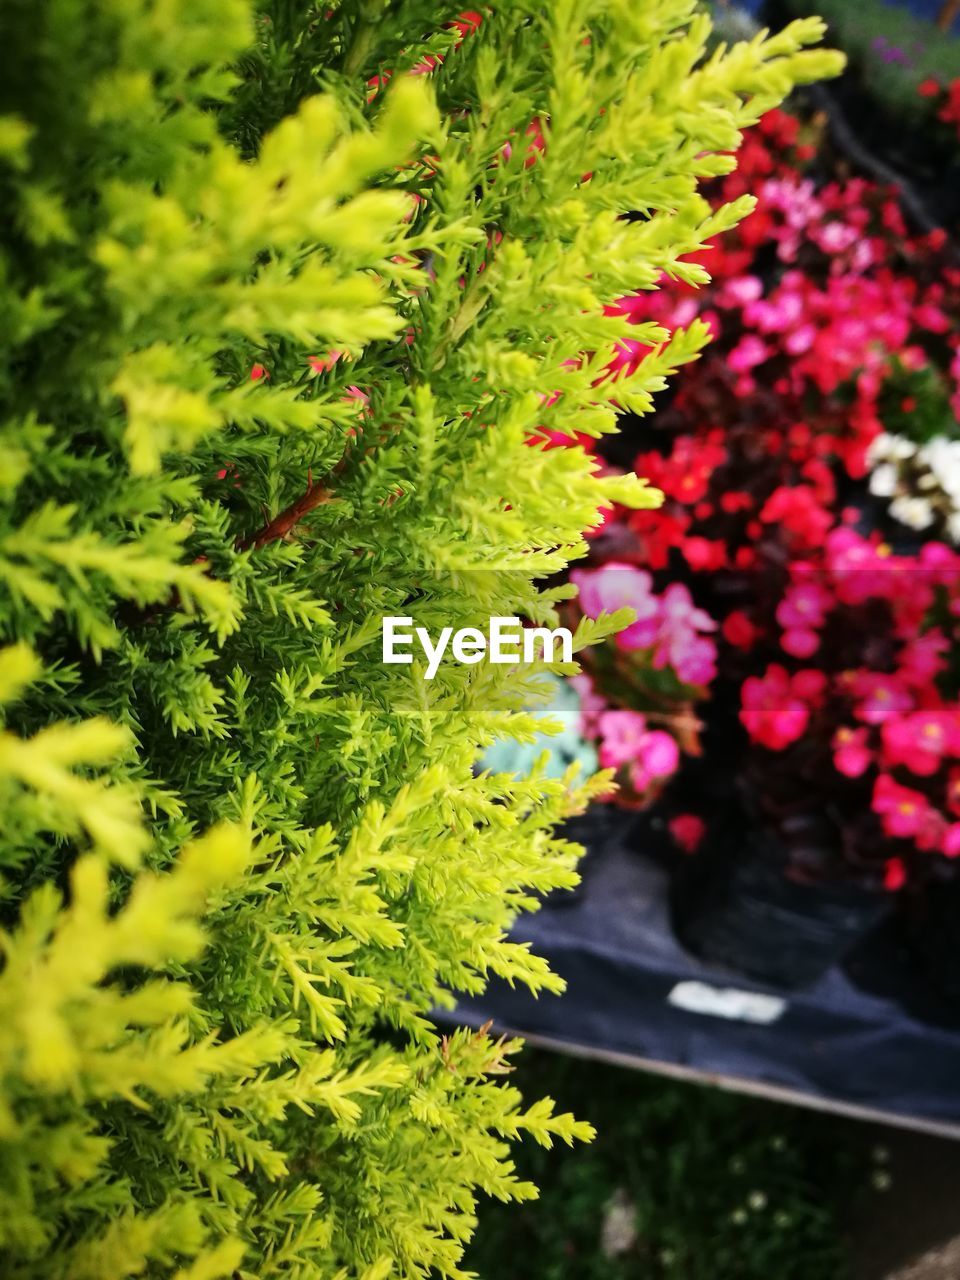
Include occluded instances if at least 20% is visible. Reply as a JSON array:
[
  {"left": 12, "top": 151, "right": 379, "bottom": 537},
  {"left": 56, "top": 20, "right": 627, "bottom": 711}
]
[
  {"left": 867, "top": 432, "right": 896, "bottom": 463},
  {"left": 748, "top": 1191, "right": 768, "bottom": 1212},
  {"left": 869, "top": 463, "right": 899, "bottom": 498},
  {"left": 924, "top": 437, "right": 960, "bottom": 501},
  {"left": 890, "top": 495, "right": 935, "bottom": 531},
  {"left": 869, "top": 431, "right": 917, "bottom": 463},
  {"left": 948, "top": 511, "right": 960, "bottom": 543}
]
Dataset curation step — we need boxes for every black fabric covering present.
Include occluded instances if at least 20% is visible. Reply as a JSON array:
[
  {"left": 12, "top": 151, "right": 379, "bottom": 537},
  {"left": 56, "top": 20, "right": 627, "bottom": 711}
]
[{"left": 447, "top": 835, "right": 960, "bottom": 1128}]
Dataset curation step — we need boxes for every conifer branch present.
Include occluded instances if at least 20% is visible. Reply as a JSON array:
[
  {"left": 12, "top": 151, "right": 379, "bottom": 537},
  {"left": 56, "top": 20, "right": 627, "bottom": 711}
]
[{"left": 238, "top": 475, "right": 333, "bottom": 551}]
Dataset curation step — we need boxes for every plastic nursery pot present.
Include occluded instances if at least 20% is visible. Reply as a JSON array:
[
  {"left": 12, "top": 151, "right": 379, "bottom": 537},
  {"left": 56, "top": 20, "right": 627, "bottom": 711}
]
[
  {"left": 904, "top": 876, "right": 960, "bottom": 1015},
  {"left": 549, "top": 804, "right": 644, "bottom": 908},
  {"left": 671, "top": 823, "right": 891, "bottom": 992}
]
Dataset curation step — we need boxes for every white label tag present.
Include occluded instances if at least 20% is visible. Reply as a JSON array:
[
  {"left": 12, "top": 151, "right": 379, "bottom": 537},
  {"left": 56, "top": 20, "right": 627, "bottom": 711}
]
[{"left": 667, "top": 980, "right": 786, "bottom": 1025}]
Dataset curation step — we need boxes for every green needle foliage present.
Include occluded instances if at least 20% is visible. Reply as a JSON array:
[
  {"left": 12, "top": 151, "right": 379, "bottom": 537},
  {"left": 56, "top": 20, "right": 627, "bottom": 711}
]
[{"left": 0, "top": 2, "right": 841, "bottom": 1276}]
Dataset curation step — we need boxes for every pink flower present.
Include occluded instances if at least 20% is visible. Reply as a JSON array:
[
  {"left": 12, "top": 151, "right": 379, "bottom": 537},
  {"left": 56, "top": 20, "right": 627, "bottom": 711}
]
[
  {"left": 832, "top": 727, "right": 872, "bottom": 778},
  {"left": 943, "top": 824, "right": 960, "bottom": 859},
  {"left": 872, "top": 774, "right": 931, "bottom": 838},
  {"left": 308, "top": 350, "right": 343, "bottom": 374},
  {"left": 814, "top": 220, "right": 859, "bottom": 254},
  {"left": 653, "top": 583, "right": 718, "bottom": 685},
  {"left": 782, "top": 627, "right": 820, "bottom": 658},
  {"left": 899, "top": 630, "right": 949, "bottom": 686},
  {"left": 629, "top": 730, "right": 681, "bottom": 794},
  {"left": 728, "top": 334, "right": 770, "bottom": 372},
  {"left": 717, "top": 275, "right": 763, "bottom": 307},
  {"left": 881, "top": 711, "right": 960, "bottom": 777},
  {"left": 597, "top": 709, "right": 648, "bottom": 770},
  {"left": 776, "top": 582, "right": 831, "bottom": 630},
  {"left": 571, "top": 564, "right": 661, "bottom": 650},
  {"left": 637, "top": 730, "right": 680, "bottom": 779},
  {"left": 740, "top": 665, "right": 810, "bottom": 751}
]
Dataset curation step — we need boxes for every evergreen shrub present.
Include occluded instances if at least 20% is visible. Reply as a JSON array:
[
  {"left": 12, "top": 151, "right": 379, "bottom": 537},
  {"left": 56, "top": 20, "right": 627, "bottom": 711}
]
[{"left": 0, "top": 2, "right": 840, "bottom": 1275}]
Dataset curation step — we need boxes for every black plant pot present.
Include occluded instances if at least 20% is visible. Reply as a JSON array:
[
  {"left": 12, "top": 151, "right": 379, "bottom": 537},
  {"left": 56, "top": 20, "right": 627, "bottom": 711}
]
[
  {"left": 672, "top": 825, "right": 891, "bottom": 991},
  {"left": 548, "top": 805, "right": 643, "bottom": 907},
  {"left": 905, "top": 877, "right": 960, "bottom": 1015}
]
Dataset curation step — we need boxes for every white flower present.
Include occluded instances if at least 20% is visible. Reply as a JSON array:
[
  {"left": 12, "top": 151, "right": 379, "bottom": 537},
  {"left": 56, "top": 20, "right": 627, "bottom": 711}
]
[
  {"left": 748, "top": 1191, "right": 768, "bottom": 1212},
  {"left": 947, "top": 510, "right": 960, "bottom": 543},
  {"left": 923, "top": 437, "right": 960, "bottom": 501},
  {"left": 867, "top": 432, "right": 896, "bottom": 463},
  {"left": 890, "top": 495, "right": 935, "bottom": 531},
  {"left": 869, "top": 463, "right": 899, "bottom": 498},
  {"left": 869, "top": 431, "right": 917, "bottom": 464}
]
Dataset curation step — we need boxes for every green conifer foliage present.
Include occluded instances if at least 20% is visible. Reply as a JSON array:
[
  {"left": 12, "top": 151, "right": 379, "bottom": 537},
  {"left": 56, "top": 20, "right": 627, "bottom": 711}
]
[{"left": 0, "top": 2, "right": 841, "bottom": 1275}]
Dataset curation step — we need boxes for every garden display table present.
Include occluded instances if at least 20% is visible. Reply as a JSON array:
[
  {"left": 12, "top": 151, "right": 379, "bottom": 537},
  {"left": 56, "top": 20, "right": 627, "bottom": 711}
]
[{"left": 445, "top": 834, "right": 960, "bottom": 1138}]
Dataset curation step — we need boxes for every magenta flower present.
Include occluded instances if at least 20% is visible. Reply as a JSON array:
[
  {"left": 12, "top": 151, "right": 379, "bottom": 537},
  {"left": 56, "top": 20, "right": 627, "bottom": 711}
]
[
  {"left": 652, "top": 583, "right": 717, "bottom": 684},
  {"left": 776, "top": 582, "right": 831, "bottom": 631},
  {"left": 728, "top": 334, "right": 770, "bottom": 373},
  {"left": 943, "top": 824, "right": 960, "bottom": 859},
  {"left": 782, "top": 627, "right": 820, "bottom": 658},
  {"left": 630, "top": 728, "right": 681, "bottom": 794},
  {"left": 571, "top": 563, "right": 661, "bottom": 650},
  {"left": 852, "top": 673, "right": 914, "bottom": 725},
  {"left": 740, "top": 665, "right": 810, "bottom": 751},
  {"left": 597, "top": 709, "right": 648, "bottom": 770},
  {"left": 873, "top": 774, "right": 932, "bottom": 839},
  {"left": 881, "top": 711, "right": 960, "bottom": 777},
  {"left": 899, "top": 630, "right": 949, "bottom": 686},
  {"left": 832, "top": 727, "right": 872, "bottom": 778},
  {"left": 638, "top": 729, "right": 680, "bottom": 779}
]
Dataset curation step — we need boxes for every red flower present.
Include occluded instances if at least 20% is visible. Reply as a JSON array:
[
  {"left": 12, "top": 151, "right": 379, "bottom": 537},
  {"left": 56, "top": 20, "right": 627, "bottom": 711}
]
[
  {"left": 681, "top": 536, "right": 727, "bottom": 571},
  {"left": 723, "top": 610, "right": 761, "bottom": 650},
  {"left": 669, "top": 813, "right": 706, "bottom": 854},
  {"left": 740, "top": 665, "right": 810, "bottom": 751},
  {"left": 946, "top": 768, "right": 960, "bottom": 818},
  {"left": 883, "top": 858, "right": 907, "bottom": 891},
  {"left": 759, "top": 485, "right": 832, "bottom": 547}
]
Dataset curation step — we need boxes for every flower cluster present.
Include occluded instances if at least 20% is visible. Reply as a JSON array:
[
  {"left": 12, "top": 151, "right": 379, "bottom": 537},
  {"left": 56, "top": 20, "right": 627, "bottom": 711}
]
[
  {"left": 919, "top": 76, "right": 960, "bottom": 142},
  {"left": 867, "top": 431, "right": 960, "bottom": 539},
  {"left": 568, "top": 104, "right": 960, "bottom": 890},
  {"left": 567, "top": 563, "right": 718, "bottom": 806}
]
